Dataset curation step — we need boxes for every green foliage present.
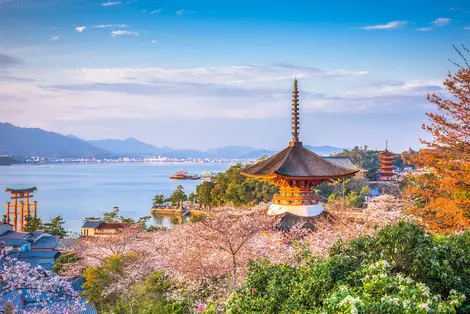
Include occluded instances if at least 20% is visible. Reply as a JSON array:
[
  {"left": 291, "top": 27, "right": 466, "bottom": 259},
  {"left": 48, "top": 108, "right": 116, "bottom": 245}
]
[
  {"left": 334, "top": 147, "right": 381, "bottom": 170},
  {"left": 227, "top": 222, "right": 470, "bottom": 313},
  {"left": 189, "top": 213, "right": 208, "bottom": 223},
  {"left": 83, "top": 254, "right": 126, "bottom": 312},
  {"left": 168, "top": 185, "right": 187, "bottom": 206},
  {"left": 196, "top": 163, "right": 278, "bottom": 207},
  {"left": 188, "top": 192, "right": 198, "bottom": 204},
  {"left": 322, "top": 178, "right": 370, "bottom": 208},
  {"left": 153, "top": 193, "right": 166, "bottom": 205},
  {"left": 366, "top": 166, "right": 380, "bottom": 181},
  {"left": 97, "top": 270, "right": 190, "bottom": 314},
  {"left": 53, "top": 252, "right": 79, "bottom": 274},
  {"left": 23, "top": 215, "right": 42, "bottom": 233},
  {"left": 334, "top": 146, "right": 407, "bottom": 171},
  {"left": 103, "top": 206, "right": 120, "bottom": 222},
  {"left": 42, "top": 215, "right": 67, "bottom": 238}
]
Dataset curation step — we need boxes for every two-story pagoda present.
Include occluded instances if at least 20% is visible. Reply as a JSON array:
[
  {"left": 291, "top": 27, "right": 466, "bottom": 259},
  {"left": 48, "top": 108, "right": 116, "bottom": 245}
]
[{"left": 241, "top": 79, "right": 358, "bottom": 217}]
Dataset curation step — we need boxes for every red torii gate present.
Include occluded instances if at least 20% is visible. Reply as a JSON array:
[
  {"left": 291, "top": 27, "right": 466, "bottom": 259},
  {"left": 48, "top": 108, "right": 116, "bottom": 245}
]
[{"left": 5, "top": 187, "right": 38, "bottom": 232}]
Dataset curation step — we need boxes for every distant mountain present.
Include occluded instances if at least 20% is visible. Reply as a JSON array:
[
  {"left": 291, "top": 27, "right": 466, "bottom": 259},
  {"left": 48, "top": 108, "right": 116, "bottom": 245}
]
[
  {"left": 240, "top": 149, "right": 276, "bottom": 159},
  {"left": 305, "top": 145, "right": 346, "bottom": 156},
  {"left": 0, "top": 122, "right": 347, "bottom": 159},
  {"left": 239, "top": 146, "right": 345, "bottom": 160},
  {"left": 66, "top": 134, "right": 85, "bottom": 141},
  {"left": 0, "top": 123, "right": 111, "bottom": 158},
  {"left": 88, "top": 138, "right": 173, "bottom": 156},
  {"left": 204, "top": 146, "right": 267, "bottom": 159}
]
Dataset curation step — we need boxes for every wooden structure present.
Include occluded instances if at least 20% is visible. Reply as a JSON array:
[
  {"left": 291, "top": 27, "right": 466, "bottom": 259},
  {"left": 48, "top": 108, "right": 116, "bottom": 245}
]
[
  {"left": 81, "top": 221, "right": 127, "bottom": 237},
  {"left": 380, "top": 142, "right": 395, "bottom": 181},
  {"left": 241, "top": 79, "right": 358, "bottom": 217},
  {"left": 5, "top": 187, "right": 38, "bottom": 232}
]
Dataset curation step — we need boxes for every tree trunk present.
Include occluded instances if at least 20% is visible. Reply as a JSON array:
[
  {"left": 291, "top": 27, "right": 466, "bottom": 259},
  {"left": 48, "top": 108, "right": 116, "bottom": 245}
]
[{"left": 232, "top": 254, "right": 237, "bottom": 289}]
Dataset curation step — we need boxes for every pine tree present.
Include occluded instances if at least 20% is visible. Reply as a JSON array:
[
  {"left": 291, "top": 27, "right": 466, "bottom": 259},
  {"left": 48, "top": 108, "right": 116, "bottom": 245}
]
[
  {"left": 23, "top": 215, "right": 42, "bottom": 233},
  {"left": 42, "top": 216, "right": 67, "bottom": 238}
]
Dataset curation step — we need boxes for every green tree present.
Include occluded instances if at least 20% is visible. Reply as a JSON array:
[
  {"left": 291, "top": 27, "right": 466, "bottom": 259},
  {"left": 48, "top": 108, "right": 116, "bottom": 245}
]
[
  {"left": 104, "top": 271, "right": 189, "bottom": 314},
  {"left": 153, "top": 193, "right": 165, "bottom": 206},
  {"left": 188, "top": 192, "right": 198, "bottom": 205},
  {"left": 103, "top": 206, "right": 120, "bottom": 222},
  {"left": 23, "top": 215, "right": 42, "bottom": 233},
  {"left": 83, "top": 254, "right": 126, "bottom": 312},
  {"left": 227, "top": 222, "right": 470, "bottom": 313},
  {"left": 42, "top": 216, "right": 67, "bottom": 238},
  {"left": 365, "top": 166, "right": 380, "bottom": 181},
  {"left": 168, "top": 185, "right": 187, "bottom": 207},
  {"left": 195, "top": 163, "right": 277, "bottom": 208},
  {"left": 53, "top": 252, "right": 79, "bottom": 275},
  {"left": 196, "top": 181, "right": 215, "bottom": 207}
]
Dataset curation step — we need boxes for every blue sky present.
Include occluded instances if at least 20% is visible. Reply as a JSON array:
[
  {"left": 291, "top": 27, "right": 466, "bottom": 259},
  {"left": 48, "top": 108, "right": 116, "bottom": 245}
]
[{"left": 1, "top": 0, "right": 469, "bottom": 151}]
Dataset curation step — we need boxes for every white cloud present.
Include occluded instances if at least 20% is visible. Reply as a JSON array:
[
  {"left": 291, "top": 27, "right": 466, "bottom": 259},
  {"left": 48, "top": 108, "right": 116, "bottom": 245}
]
[
  {"left": 110, "top": 30, "right": 139, "bottom": 36},
  {"left": 465, "top": 27, "right": 470, "bottom": 30},
  {"left": 449, "top": 7, "right": 462, "bottom": 11},
  {"left": 416, "top": 27, "right": 433, "bottom": 32},
  {"left": 101, "top": 1, "right": 120, "bottom": 6},
  {"left": 433, "top": 18, "right": 452, "bottom": 27},
  {"left": 150, "top": 40, "right": 157, "bottom": 44},
  {"left": 51, "top": 36, "right": 60, "bottom": 40},
  {"left": 68, "top": 64, "right": 367, "bottom": 85},
  {"left": 150, "top": 9, "right": 162, "bottom": 14},
  {"left": 361, "top": 20, "right": 408, "bottom": 30},
  {"left": 92, "top": 24, "right": 129, "bottom": 28},
  {"left": 75, "top": 26, "right": 86, "bottom": 32},
  {"left": 176, "top": 9, "right": 194, "bottom": 16}
]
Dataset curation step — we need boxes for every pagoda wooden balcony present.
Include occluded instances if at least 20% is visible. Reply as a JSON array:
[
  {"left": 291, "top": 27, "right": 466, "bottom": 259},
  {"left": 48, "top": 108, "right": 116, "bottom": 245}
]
[{"left": 272, "top": 189, "right": 318, "bottom": 205}]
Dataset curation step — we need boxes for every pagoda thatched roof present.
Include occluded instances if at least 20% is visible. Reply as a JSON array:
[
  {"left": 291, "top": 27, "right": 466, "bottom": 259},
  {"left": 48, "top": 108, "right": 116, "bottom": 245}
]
[{"left": 241, "top": 143, "right": 358, "bottom": 179}]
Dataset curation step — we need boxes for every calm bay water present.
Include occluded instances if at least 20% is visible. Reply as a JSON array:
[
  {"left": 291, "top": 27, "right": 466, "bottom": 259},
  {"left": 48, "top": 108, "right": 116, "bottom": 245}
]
[{"left": 0, "top": 163, "right": 231, "bottom": 232}]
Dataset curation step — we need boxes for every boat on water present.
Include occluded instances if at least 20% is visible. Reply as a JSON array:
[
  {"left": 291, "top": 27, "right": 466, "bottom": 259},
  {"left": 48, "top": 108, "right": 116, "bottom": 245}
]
[
  {"left": 0, "top": 156, "right": 14, "bottom": 166},
  {"left": 200, "top": 171, "right": 216, "bottom": 182},
  {"left": 170, "top": 171, "right": 190, "bottom": 180}
]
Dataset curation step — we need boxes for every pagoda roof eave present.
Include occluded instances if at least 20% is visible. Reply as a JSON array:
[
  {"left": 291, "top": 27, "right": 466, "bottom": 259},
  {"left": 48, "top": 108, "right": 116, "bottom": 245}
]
[
  {"left": 240, "top": 168, "right": 359, "bottom": 181},
  {"left": 241, "top": 144, "right": 358, "bottom": 179}
]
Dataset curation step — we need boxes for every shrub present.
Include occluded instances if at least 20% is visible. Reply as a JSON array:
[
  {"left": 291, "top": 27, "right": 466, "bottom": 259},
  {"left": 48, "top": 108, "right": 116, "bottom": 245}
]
[{"left": 227, "top": 222, "right": 470, "bottom": 313}]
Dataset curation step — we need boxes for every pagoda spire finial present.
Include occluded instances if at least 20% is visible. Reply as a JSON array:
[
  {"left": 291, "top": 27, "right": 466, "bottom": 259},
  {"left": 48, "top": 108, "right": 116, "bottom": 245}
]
[{"left": 290, "top": 77, "right": 302, "bottom": 146}]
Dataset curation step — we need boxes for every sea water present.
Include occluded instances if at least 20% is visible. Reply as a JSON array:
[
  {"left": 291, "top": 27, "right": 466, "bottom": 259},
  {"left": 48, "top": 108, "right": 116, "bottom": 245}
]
[{"left": 0, "top": 163, "right": 231, "bottom": 232}]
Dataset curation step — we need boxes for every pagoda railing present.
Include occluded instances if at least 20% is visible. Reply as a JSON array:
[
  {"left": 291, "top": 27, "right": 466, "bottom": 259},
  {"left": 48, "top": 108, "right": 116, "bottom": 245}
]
[{"left": 272, "top": 188, "right": 318, "bottom": 205}]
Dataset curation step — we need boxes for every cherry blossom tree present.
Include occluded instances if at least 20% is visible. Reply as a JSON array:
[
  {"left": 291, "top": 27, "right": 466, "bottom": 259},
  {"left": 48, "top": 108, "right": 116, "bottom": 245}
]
[{"left": 0, "top": 249, "right": 84, "bottom": 313}]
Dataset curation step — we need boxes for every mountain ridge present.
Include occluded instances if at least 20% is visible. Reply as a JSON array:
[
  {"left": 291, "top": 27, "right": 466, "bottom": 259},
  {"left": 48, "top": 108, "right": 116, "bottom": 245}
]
[{"left": 0, "top": 122, "right": 346, "bottom": 159}]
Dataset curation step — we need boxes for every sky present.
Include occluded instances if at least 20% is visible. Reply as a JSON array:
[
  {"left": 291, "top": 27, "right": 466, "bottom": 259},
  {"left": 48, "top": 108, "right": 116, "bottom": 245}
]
[{"left": 1, "top": 0, "right": 469, "bottom": 152}]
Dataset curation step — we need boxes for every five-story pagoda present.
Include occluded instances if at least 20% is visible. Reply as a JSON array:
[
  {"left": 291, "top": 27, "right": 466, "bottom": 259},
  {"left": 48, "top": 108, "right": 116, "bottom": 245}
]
[
  {"left": 380, "top": 142, "right": 395, "bottom": 181},
  {"left": 241, "top": 79, "right": 358, "bottom": 217}
]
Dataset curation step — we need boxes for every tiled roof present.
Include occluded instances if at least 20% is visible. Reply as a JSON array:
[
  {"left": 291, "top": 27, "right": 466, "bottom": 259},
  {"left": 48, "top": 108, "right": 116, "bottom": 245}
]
[
  {"left": 97, "top": 222, "right": 127, "bottom": 230},
  {"left": 31, "top": 236, "right": 59, "bottom": 250},
  {"left": 0, "top": 230, "right": 28, "bottom": 239},
  {"left": 82, "top": 221, "right": 103, "bottom": 229},
  {"left": 242, "top": 144, "right": 359, "bottom": 179},
  {"left": 0, "top": 238, "right": 28, "bottom": 246},
  {"left": 16, "top": 250, "right": 61, "bottom": 259},
  {"left": 57, "top": 238, "right": 79, "bottom": 250},
  {"left": 323, "top": 157, "right": 357, "bottom": 170}
]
